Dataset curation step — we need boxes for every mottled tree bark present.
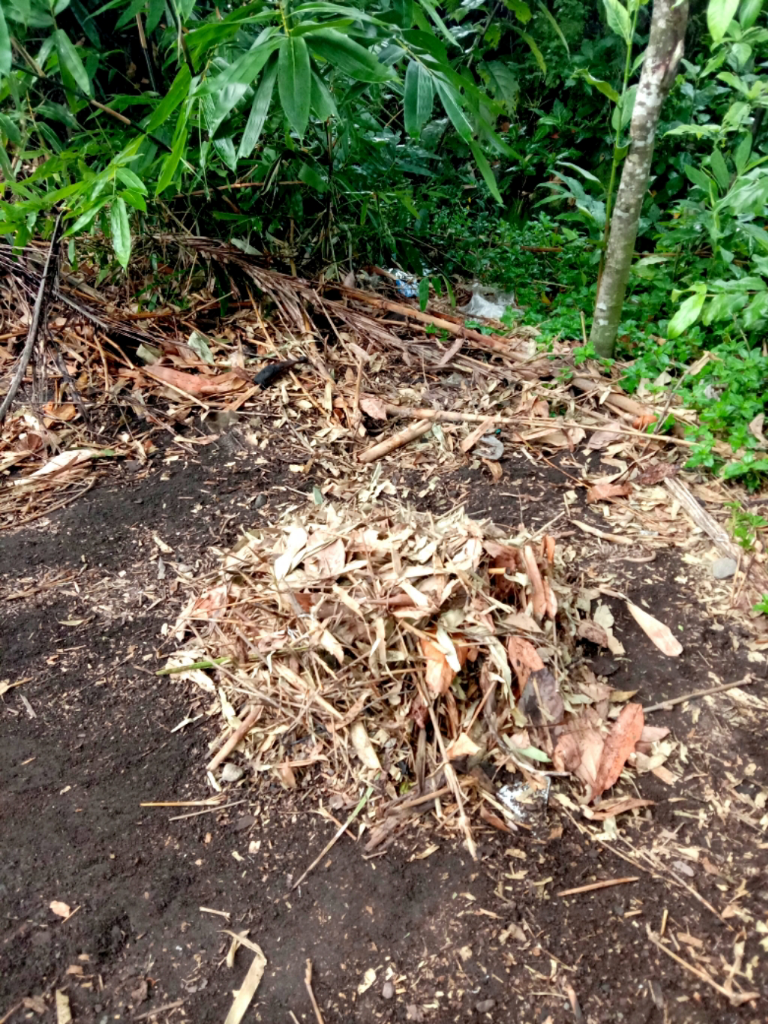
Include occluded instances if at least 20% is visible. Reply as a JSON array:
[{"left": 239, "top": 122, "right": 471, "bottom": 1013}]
[{"left": 590, "top": 0, "right": 689, "bottom": 358}]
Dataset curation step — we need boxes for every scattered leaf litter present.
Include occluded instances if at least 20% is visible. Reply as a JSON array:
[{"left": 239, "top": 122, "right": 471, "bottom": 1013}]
[{"left": 167, "top": 498, "right": 678, "bottom": 852}]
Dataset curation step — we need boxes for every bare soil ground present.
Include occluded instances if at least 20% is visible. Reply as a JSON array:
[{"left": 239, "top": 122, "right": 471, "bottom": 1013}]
[{"left": 2, "top": 435, "right": 767, "bottom": 1024}]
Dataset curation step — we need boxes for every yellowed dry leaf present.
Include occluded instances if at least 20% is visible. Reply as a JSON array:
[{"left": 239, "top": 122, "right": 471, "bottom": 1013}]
[
  {"left": 482, "top": 458, "right": 503, "bottom": 482},
  {"left": 586, "top": 482, "right": 632, "bottom": 503},
  {"left": 506, "top": 636, "right": 544, "bottom": 689},
  {"left": 222, "top": 944, "right": 267, "bottom": 1024},
  {"left": 588, "top": 797, "right": 654, "bottom": 820},
  {"left": 626, "top": 601, "right": 683, "bottom": 656},
  {"left": 349, "top": 720, "right": 382, "bottom": 771},
  {"left": 593, "top": 703, "right": 645, "bottom": 798},
  {"left": 420, "top": 637, "right": 455, "bottom": 696},
  {"left": 358, "top": 394, "right": 388, "bottom": 420},
  {"left": 461, "top": 418, "right": 496, "bottom": 453},
  {"left": 55, "top": 990, "right": 72, "bottom": 1024},
  {"left": 522, "top": 545, "right": 546, "bottom": 619},
  {"left": 445, "top": 733, "right": 481, "bottom": 760},
  {"left": 578, "top": 619, "right": 611, "bottom": 648},
  {"left": 147, "top": 364, "right": 245, "bottom": 396}
]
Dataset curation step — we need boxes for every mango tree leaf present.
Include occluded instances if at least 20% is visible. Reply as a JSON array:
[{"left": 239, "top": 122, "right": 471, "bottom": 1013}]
[
  {"left": 145, "top": 65, "right": 191, "bottom": 132},
  {"left": 238, "top": 55, "right": 278, "bottom": 159},
  {"left": 469, "top": 139, "right": 503, "bottom": 204},
  {"left": 55, "top": 29, "right": 92, "bottom": 96},
  {"left": 404, "top": 60, "right": 434, "bottom": 138},
  {"left": 707, "top": 0, "right": 739, "bottom": 42},
  {"left": 0, "top": 5, "right": 11, "bottom": 78},
  {"left": 667, "top": 285, "right": 707, "bottom": 338},
  {"left": 306, "top": 27, "right": 391, "bottom": 82},
  {"left": 602, "top": 0, "right": 632, "bottom": 44},
  {"left": 110, "top": 197, "right": 131, "bottom": 268},
  {"left": 278, "top": 35, "right": 311, "bottom": 138}
]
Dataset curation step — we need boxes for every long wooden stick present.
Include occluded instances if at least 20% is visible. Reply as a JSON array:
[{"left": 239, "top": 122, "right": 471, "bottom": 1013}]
[
  {"left": 335, "top": 284, "right": 528, "bottom": 358},
  {"left": 557, "top": 876, "right": 639, "bottom": 897},
  {"left": 291, "top": 785, "right": 373, "bottom": 891},
  {"left": 643, "top": 675, "right": 755, "bottom": 714},
  {"left": 0, "top": 212, "right": 63, "bottom": 424},
  {"left": 646, "top": 927, "right": 758, "bottom": 1005},
  {"left": 206, "top": 706, "right": 260, "bottom": 772},
  {"left": 304, "top": 961, "right": 326, "bottom": 1024},
  {"left": 383, "top": 404, "right": 701, "bottom": 449},
  {"left": 358, "top": 419, "right": 432, "bottom": 463}
]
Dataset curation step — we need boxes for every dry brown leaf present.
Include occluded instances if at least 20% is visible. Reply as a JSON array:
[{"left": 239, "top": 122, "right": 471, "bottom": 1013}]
[
  {"left": 626, "top": 601, "right": 683, "bottom": 656},
  {"left": 586, "top": 482, "right": 632, "bottom": 503},
  {"left": 593, "top": 703, "right": 644, "bottom": 798},
  {"left": 520, "top": 667, "right": 563, "bottom": 726},
  {"left": 277, "top": 764, "right": 297, "bottom": 789},
  {"left": 420, "top": 634, "right": 467, "bottom": 696},
  {"left": 578, "top": 619, "right": 611, "bottom": 648},
  {"left": 588, "top": 797, "right": 654, "bottom": 820},
  {"left": 541, "top": 535, "right": 556, "bottom": 565},
  {"left": 553, "top": 719, "right": 604, "bottom": 792},
  {"left": 504, "top": 612, "right": 542, "bottom": 633},
  {"left": 42, "top": 402, "right": 78, "bottom": 423},
  {"left": 349, "top": 720, "right": 382, "bottom": 770},
  {"left": 506, "top": 636, "right": 544, "bottom": 689},
  {"left": 522, "top": 546, "right": 546, "bottom": 619},
  {"left": 461, "top": 418, "right": 496, "bottom": 453},
  {"left": 587, "top": 427, "right": 621, "bottom": 450},
  {"left": 632, "top": 412, "right": 657, "bottom": 430},
  {"left": 55, "top": 991, "right": 72, "bottom": 1024},
  {"left": 188, "top": 584, "right": 229, "bottom": 621},
  {"left": 50, "top": 900, "right": 71, "bottom": 918},
  {"left": 359, "top": 394, "right": 388, "bottom": 420},
  {"left": 445, "top": 733, "right": 481, "bottom": 760},
  {"left": 636, "top": 461, "right": 678, "bottom": 485},
  {"left": 543, "top": 577, "right": 557, "bottom": 620},
  {"left": 479, "top": 805, "right": 515, "bottom": 834},
  {"left": 482, "top": 458, "right": 503, "bottom": 482},
  {"left": 147, "top": 365, "right": 246, "bottom": 396},
  {"left": 748, "top": 412, "right": 768, "bottom": 448}
]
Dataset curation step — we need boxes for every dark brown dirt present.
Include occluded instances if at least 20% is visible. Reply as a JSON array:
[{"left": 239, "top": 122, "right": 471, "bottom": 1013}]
[{"left": 2, "top": 436, "right": 767, "bottom": 1024}]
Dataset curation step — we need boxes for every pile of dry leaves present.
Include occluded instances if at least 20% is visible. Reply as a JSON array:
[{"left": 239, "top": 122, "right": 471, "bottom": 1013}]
[{"left": 167, "top": 497, "right": 676, "bottom": 854}]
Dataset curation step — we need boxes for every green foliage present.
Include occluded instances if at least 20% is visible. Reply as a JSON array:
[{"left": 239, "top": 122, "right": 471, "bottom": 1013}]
[
  {"left": 1, "top": 0, "right": 768, "bottom": 490},
  {"left": 726, "top": 500, "right": 767, "bottom": 549}
]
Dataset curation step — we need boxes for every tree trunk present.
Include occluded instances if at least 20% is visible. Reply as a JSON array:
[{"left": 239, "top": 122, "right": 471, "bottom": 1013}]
[{"left": 590, "top": 0, "right": 689, "bottom": 358}]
